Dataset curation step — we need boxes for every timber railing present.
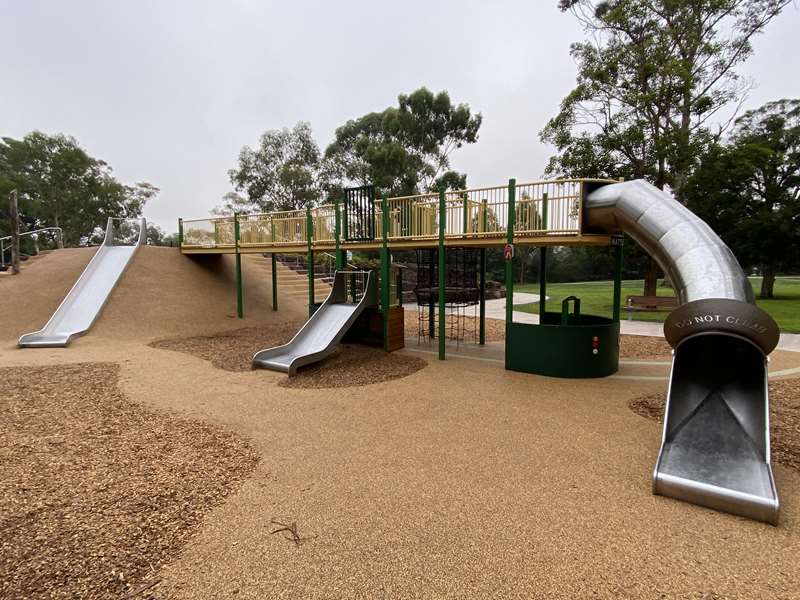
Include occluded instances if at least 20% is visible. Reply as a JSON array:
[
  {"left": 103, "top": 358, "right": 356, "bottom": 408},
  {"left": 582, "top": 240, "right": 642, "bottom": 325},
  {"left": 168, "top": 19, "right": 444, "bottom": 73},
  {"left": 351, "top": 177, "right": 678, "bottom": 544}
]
[{"left": 180, "top": 179, "right": 610, "bottom": 250}]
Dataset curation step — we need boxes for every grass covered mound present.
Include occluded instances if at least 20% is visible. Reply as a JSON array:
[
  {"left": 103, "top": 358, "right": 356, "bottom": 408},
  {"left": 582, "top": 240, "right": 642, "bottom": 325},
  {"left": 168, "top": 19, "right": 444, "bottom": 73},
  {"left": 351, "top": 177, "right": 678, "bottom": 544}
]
[
  {"left": 0, "top": 363, "right": 259, "bottom": 600},
  {"left": 629, "top": 378, "right": 800, "bottom": 472}
]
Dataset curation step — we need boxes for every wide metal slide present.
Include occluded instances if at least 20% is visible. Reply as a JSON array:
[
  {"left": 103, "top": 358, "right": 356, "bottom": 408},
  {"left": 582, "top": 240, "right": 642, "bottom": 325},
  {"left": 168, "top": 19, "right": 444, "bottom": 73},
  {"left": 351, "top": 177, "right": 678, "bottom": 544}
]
[
  {"left": 585, "top": 180, "right": 781, "bottom": 523},
  {"left": 252, "top": 270, "right": 377, "bottom": 375},
  {"left": 18, "top": 217, "right": 146, "bottom": 348}
]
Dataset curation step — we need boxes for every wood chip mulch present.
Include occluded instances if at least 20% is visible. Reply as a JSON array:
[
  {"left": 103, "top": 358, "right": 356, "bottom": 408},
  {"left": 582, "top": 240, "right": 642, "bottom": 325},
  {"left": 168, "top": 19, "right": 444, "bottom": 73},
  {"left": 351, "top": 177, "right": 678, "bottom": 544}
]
[
  {"left": 629, "top": 378, "right": 800, "bottom": 473},
  {"left": 618, "top": 335, "right": 672, "bottom": 359},
  {"left": 150, "top": 327, "right": 428, "bottom": 388},
  {"left": 281, "top": 344, "right": 427, "bottom": 389},
  {"left": 0, "top": 363, "right": 260, "bottom": 600},
  {"left": 149, "top": 323, "right": 305, "bottom": 373}
]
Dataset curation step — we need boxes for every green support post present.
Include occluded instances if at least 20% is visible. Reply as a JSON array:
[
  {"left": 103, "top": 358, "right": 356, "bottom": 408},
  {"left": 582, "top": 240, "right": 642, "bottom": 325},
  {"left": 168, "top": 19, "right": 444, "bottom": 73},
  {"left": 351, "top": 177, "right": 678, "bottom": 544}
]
[
  {"left": 479, "top": 247, "right": 486, "bottom": 345},
  {"left": 271, "top": 253, "right": 278, "bottom": 311},
  {"left": 479, "top": 198, "right": 487, "bottom": 345},
  {"left": 234, "top": 213, "right": 243, "bottom": 318},
  {"left": 612, "top": 236, "right": 624, "bottom": 322},
  {"left": 505, "top": 179, "right": 516, "bottom": 331},
  {"left": 178, "top": 218, "right": 183, "bottom": 247},
  {"left": 539, "top": 247, "right": 548, "bottom": 321},
  {"left": 334, "top": 198, "right": 344, "bottom": 270},
  {"left": 438, "top": 186, "right": 446, "bottom": 360},
  {"left": 381, "top": 193, "right": 390, "bottom": 352},
  {"left": 306, "top": 207, "right": 314, "bottom": 317}
]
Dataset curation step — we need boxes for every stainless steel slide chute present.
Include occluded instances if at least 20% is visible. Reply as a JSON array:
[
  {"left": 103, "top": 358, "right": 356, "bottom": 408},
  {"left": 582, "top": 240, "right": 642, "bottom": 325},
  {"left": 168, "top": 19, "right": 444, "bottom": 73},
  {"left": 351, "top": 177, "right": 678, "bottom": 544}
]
[
  {"left": 252, "top": 270, "right": 378, "bottom": 375},
  {"left": 18, "top": 217, "right": 146, "bottom": 348},
  {"left": 584, "top": 180, "right": 781, "bottom": 523}
]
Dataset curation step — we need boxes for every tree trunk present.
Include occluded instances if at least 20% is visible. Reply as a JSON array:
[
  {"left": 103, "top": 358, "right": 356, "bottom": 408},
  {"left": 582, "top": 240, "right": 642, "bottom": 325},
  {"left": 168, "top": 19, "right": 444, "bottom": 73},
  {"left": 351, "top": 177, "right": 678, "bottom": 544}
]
[
  {"left": 10, "top": 190, "right": 20, "bottom": 275},
  {"left": 760, "top": 265, "right": 775, "bottom": 299},
  {"left": 644, "top": 257, "right": 659, "bottom": 297}
]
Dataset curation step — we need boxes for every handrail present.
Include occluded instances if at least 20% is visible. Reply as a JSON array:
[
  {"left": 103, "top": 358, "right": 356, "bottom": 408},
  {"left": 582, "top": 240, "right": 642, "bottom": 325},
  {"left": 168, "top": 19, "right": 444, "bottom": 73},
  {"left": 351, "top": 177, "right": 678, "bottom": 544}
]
[
  {"left": 179, "top": 178, "right": 618, "bottom": 250},
  {"left": 1, "top": 227, "right": 63, "bottom": 268}
]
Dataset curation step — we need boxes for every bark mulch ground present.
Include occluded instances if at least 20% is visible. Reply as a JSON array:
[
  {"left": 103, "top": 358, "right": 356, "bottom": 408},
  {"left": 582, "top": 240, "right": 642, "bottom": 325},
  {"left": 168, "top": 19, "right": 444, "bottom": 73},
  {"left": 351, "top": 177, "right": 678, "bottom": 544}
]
[
  {"left": 281, "top": 344, "right": 427, "bottom": 389},
  {"left": 0, "top": 362, "right": 259, "bottom": 600},
  {"left": 150, "top": 323, "right": 305, "bottom": 373},
  {"left": 629, "top": 378, "right": 800, "bottom": 472},
  {"left": 151, "top": 327, "right": 427, "bottom": 388}
]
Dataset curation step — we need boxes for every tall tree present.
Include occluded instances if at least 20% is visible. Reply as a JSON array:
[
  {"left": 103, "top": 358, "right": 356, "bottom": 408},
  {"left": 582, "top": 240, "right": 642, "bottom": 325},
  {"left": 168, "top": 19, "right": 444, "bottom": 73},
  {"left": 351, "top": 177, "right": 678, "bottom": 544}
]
[
  {"left": 685, "top": 99, "right": 800, "bottom": 298},
  {"left": 226, "top": 122, "right": 325, "bottom": 213},
  {"left": 542, "top": 0, "right": 791, "bottom": 294},
  {"left": 0, "top": 132, "right": 155, "bottom": 246},
  {"left": 325, "top": 87, "right": 481, "bottom": 195}
]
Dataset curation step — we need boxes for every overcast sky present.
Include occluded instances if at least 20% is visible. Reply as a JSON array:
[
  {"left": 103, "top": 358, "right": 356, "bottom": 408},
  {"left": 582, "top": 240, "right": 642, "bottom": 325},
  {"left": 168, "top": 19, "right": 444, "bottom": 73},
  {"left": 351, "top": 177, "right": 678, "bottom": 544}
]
[{"left": 2, "top": 0, "right": 799, "bottom": 231}]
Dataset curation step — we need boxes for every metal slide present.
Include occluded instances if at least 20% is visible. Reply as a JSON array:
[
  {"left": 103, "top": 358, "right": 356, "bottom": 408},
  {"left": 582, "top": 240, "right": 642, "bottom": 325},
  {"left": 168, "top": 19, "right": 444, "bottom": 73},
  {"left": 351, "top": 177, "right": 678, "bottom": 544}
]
[
  {"left": 18, "top": 217, "right": 146, "bottom": 348},
  {"left": 252, "top": 270, "right": 377, "bottom": 375},
  {"left": 584, "top": 180, "right": 781, "bottom": 523}
]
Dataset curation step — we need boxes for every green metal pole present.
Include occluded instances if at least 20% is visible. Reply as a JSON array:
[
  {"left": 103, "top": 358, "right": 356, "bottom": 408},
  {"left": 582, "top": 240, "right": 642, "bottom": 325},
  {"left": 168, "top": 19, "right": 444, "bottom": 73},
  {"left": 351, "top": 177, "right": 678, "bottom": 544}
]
[
  {"left": 178, "top": 218, "right": 183, "bottom": 247},
  {"left": 539, "top": 247, "right": 547, "bottom": 321},
  {"left": 479, "top": 248, "right": 486, "bottom": 345},
  {"left": 307, "top": 207, "right": 314, "bottom": 317},
  {"left": 381, "top": 193, "right": 390, "bottom": 351},
  {"left": 271, "top": 253, "right": 278, "bottom": 311},
  {"left": 505, "top": 178, "right": 516, "bottom": 330},
  {"left": 438, "top": 186, "right": 446, "bottom": 361},
  {"left": 479, "top": 198, "right": 487, "bottom": 345},
  {"left": 234, "top": 213, "right": 243, "bottom": 318},
  {"left": 612, "top": 236, "right": 624, "bottom": 322},
  {"left": 334, "top": 198, "right": 344, "bottom": 270}
]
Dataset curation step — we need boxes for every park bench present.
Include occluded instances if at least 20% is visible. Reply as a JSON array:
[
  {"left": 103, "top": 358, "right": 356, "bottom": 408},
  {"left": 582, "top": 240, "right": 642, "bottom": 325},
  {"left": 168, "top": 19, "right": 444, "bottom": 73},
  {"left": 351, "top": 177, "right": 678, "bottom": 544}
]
[{"left": 625, "top": 294, "right": 678, "bottom": 312}]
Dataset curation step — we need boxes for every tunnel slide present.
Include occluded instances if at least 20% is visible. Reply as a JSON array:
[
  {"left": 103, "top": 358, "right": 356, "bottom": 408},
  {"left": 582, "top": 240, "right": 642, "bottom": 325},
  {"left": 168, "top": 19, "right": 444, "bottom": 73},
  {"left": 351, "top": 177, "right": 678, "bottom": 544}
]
[{"left": 584, "top": 180, "right": 781, "bottom": 524}]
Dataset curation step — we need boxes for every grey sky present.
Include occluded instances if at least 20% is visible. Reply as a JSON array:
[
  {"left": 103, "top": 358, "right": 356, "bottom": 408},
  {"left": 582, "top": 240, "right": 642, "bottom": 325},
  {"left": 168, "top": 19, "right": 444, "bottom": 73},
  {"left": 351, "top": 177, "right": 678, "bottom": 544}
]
[{"left": 2, "top": 0, "right": 798, "bottom": 231}]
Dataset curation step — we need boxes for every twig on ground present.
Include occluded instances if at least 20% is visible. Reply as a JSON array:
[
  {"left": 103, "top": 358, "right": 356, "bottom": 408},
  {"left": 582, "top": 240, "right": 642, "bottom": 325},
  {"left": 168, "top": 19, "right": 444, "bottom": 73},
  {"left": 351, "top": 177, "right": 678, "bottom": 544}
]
[{"left": 270, "top": 519, "right": 316, "bottom": 546}]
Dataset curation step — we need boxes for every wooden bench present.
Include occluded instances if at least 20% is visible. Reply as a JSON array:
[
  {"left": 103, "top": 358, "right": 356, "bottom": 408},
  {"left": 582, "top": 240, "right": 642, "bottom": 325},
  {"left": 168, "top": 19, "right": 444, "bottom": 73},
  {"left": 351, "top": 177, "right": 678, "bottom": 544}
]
[{"left": 625, "top": 295, "right": 678, "bottom": 312}]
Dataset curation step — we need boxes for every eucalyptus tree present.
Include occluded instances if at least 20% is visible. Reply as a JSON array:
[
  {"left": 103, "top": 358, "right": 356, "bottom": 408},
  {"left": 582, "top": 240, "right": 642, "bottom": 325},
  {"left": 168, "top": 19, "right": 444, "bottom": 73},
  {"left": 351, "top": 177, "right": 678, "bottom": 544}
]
[{"left": 541, "top": 0, "right": 791, "bottom": 293}]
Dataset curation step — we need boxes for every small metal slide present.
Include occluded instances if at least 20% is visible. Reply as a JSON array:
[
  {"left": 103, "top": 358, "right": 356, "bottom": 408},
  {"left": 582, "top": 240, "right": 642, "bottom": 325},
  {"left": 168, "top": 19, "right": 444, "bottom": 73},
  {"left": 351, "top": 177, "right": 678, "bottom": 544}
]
[
  {"left": 18, "top": 217, "right": 146, "bottom": 348},
  {"left": 585, "top": 180, "right": 781, "bottom": 523},
  {"left": 252, "top": 270, "right": 377, "bottom": 375}
]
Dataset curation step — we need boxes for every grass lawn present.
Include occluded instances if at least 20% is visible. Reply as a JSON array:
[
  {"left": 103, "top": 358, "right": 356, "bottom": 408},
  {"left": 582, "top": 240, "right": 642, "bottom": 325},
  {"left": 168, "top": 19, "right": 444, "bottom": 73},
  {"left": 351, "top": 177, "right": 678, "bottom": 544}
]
[{"left": 514, "top": 277, "right": 800, "bottom": 333}]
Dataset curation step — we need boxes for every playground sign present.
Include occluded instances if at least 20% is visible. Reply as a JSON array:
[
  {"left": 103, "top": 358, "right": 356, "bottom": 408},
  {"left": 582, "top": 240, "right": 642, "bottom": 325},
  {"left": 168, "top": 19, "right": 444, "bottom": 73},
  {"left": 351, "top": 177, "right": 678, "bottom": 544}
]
[{"left": 503, "top": 243, "right": 514, "bottom": 261}]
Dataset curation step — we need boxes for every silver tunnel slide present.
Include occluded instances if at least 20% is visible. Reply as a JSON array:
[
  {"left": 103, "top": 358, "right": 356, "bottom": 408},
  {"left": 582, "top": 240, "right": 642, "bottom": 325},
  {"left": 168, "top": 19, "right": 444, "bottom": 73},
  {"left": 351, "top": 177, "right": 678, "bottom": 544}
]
[
  {"left": 585, "top": 180, "right": 781, "bottom": 524},
  {"left": 252, "top": 270, "right": 378, "bottom": 375},
  {"left": 18, "top": 217, "right": 146, "bottom": 348}
]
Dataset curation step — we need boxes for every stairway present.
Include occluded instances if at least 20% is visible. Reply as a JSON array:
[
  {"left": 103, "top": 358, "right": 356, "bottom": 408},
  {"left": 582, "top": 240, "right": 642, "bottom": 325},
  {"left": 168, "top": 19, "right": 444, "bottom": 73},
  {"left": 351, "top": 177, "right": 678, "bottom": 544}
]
[{"left": 246, "top": 254, "right": 332, "bottom": 305}]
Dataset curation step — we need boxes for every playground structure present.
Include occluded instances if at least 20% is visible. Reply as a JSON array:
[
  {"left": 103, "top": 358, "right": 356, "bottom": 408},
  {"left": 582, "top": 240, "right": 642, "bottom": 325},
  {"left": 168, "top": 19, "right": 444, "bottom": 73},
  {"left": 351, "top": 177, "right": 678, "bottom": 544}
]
[
  {"left": 413, "top": 247, "right": 480, "bottom": 347},
  {"left": 14, "top": 176, "right": 783, "bottom": 524},
  {"left": 178, "top": 177, "right": 782, "bottom": 524},
  {"left": 18, "top": 217, "right": 146, "bottom": 347}
]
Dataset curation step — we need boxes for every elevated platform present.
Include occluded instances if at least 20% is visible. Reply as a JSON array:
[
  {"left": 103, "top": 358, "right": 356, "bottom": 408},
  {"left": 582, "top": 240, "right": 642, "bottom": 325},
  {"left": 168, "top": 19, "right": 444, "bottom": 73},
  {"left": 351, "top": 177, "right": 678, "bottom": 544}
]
[{"left": 179, "top": 179, "right": 616, "bottom": 255}]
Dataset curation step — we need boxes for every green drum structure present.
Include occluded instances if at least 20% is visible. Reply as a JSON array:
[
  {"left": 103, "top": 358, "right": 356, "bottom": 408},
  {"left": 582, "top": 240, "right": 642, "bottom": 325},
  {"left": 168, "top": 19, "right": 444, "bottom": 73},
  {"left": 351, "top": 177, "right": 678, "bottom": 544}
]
[{"left": 506, "top": 296, "right": 620, "bottom": 378}]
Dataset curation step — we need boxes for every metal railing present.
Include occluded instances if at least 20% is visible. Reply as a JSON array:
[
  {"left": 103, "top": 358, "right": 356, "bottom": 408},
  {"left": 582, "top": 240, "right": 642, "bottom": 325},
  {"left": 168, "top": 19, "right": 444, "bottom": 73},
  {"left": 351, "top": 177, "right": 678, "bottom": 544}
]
[
  {"left": 180, "top": 179, "right": 607, "bottom": 250},
  {"left": 0, "top": 227, "right": 63, "bottom": 268}
]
